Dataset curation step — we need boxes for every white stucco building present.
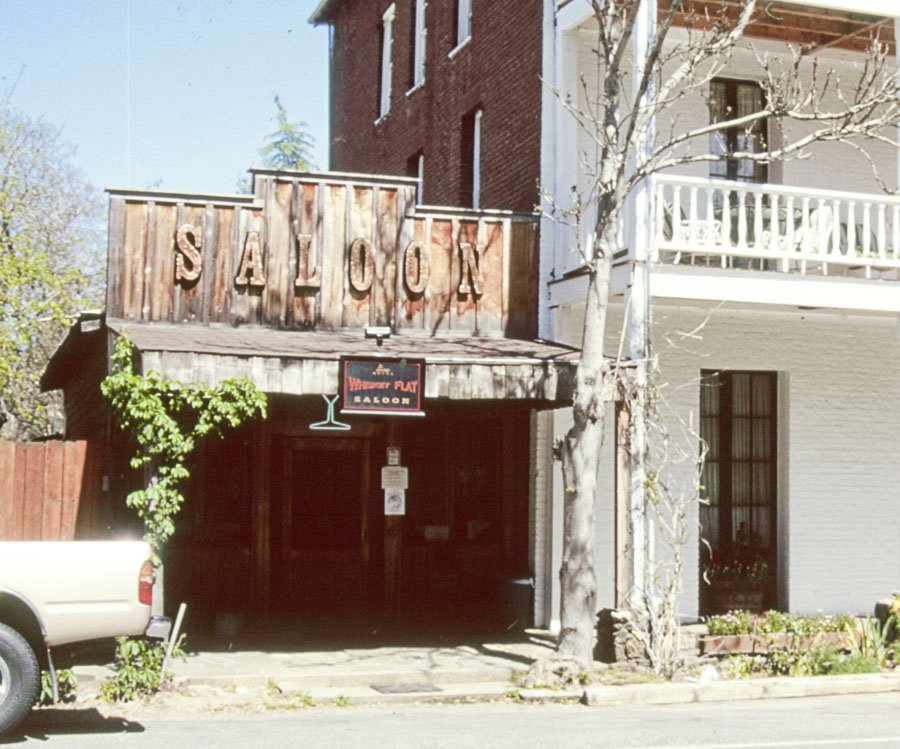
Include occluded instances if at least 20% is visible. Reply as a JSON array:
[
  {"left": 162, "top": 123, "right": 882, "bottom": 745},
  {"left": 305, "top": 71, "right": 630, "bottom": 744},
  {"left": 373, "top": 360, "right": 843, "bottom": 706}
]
[{"left": 533, "top": 0, "right": 900, "bottom": 627}]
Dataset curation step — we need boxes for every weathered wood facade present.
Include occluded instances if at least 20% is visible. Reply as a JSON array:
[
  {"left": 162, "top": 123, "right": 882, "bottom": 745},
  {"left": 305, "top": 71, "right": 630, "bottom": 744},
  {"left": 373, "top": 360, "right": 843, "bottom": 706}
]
[
  {"left": 107, "top": 171, "right": 538, "bottom": 339},
  {"left": 46, "top": 169, "right": 577, "bottom": 634}
]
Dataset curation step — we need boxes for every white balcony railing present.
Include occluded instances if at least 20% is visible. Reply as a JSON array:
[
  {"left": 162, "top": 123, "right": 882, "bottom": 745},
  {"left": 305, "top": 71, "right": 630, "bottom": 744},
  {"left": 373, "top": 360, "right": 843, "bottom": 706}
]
[{"left": 652, "top": 175, "right": 900, "bottom": 279}]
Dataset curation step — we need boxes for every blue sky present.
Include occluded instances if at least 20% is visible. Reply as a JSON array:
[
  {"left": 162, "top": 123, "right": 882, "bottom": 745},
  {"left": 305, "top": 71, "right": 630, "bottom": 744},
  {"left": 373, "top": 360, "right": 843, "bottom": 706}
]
[{"left": 1, "top": 0, "right": 330, "bottom": 195}]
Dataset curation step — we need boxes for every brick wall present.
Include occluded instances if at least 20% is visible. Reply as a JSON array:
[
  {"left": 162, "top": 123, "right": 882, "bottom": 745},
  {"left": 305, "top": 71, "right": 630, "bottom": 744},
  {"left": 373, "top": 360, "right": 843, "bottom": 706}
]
[{"left": 328, "top": 0, "right": 543, "bottom": 212}]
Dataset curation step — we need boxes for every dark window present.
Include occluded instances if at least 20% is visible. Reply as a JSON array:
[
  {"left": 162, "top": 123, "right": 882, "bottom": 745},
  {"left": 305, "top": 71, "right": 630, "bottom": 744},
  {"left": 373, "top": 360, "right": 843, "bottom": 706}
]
[
  {"left": 700, "top": 370, "right": 777, "bottom": 604},
  {"left": 459, "top": 107, "right": 481, "bottom": 208},
  {"left": 709, "top": 79, "right": 768, "bottom": 183},
  {"left": 407, "top": 150, "right": 424, "bottom": 204}
]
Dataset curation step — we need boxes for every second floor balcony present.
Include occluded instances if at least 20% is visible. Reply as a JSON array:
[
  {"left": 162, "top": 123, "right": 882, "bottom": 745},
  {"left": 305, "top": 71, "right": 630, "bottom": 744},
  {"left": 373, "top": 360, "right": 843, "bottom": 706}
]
[
  {"left": 548, "top": 174, "right": 900, "bottom": 315},
  {"left": 653, "top": 175, "right": 900, "bottom": 282}
]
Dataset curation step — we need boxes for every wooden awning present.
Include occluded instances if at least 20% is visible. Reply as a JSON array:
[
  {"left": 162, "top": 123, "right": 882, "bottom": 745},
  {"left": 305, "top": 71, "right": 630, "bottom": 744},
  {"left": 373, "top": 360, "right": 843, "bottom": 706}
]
[{"left": 102, "top": 320, "right": 578, "bottom": 404}]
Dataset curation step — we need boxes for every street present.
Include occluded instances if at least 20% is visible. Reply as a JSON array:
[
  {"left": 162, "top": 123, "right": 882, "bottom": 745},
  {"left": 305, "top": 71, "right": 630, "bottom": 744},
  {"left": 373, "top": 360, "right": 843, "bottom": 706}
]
[{"left": 6, "top": 693, "right": 900, "bottom": 748}]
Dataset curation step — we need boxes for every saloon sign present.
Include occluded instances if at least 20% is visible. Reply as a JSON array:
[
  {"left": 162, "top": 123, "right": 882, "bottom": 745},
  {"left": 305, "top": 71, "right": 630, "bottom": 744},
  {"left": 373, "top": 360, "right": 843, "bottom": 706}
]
[
  {"left": 173, "top": 223, "right": 485, "bottom": 297},
  {"left": 341, "top": 358, "right": 425, "bottom": 416}
]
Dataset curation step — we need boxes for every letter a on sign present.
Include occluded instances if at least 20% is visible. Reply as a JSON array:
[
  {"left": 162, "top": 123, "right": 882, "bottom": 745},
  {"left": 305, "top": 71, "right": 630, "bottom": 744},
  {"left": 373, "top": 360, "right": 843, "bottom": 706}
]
[{"left": 235, "top": 231, "right": 266, "bottom": 287}]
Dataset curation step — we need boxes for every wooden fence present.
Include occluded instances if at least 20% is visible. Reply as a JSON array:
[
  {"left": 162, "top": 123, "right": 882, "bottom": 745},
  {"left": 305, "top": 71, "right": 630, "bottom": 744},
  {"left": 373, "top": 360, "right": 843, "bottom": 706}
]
[{"left": 0, "top": 441, "right": 102, "bottom": 541}]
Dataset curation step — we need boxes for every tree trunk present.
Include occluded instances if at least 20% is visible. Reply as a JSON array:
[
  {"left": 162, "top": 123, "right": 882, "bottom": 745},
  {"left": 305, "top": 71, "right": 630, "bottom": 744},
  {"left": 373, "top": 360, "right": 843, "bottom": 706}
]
[{"left": 555, "top": 245, "right": 613, "bottom": 670}]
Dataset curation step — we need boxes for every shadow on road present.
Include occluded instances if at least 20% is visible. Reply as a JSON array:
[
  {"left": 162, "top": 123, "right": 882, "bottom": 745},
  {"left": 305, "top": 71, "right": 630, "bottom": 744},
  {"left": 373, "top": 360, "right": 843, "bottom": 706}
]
[{"left": 1, "top": 708, "right": 144, "bottom": 744}]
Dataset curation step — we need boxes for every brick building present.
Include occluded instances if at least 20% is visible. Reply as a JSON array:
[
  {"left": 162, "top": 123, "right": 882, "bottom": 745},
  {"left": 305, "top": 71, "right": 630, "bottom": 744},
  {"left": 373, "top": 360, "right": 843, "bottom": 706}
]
[{"left": 312, "top": 0, "right": 543, "bottom": 212}]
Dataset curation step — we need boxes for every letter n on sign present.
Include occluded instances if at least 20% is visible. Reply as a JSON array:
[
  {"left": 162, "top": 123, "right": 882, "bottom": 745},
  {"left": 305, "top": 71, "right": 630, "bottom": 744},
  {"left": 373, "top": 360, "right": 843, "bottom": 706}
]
[{"left": 340, "top": 357, "right": 425, "bottom": 416}]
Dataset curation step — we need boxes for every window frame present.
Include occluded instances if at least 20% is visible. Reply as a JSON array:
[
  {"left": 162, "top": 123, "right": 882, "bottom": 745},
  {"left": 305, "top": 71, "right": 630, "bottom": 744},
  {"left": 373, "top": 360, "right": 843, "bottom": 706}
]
[
  {"left": 459, "top": 107, "right": 482, "bottom": 208},
  {"left": 378, "top": 3, "right": 397, "bottom": 121},
  {"left": 452, "top": 0, "right": 472, "bottom": 54},
  {"left": 699, "top": 370, "right": 778, "bottom": 591},
  {"left": 709, "top": 78, "right": 769, "bottom": 184},
  {"left": 408, "top": 0, "right": 427, "bottom": 91}
]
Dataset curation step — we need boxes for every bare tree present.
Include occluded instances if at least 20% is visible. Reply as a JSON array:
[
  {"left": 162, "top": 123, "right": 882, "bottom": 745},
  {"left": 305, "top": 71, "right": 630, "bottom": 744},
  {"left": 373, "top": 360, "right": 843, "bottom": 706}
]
[{"left": 535, "top": 0, "right": 900, "bottom": 682}]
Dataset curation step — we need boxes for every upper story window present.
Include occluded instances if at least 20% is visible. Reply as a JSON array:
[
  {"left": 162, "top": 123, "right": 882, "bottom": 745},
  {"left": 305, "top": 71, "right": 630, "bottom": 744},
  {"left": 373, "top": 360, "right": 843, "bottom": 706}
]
[
  {"left": 409, "top": 0, "right": 427, "bottom": 89},
  {"left": 407, "top": 150, "right": 424, "bottom": 204},
  {"left": 454, "top": 0, "right": 472, "bottom": 50},
  {"left": 379, "top": 4, "right": 396, "bottom": 119},
  {"left": 460, "top": 107, "right": 482, "bottom": 208},
  {"left": 709, "top": 79, "right": 768, "bottom": 184}
]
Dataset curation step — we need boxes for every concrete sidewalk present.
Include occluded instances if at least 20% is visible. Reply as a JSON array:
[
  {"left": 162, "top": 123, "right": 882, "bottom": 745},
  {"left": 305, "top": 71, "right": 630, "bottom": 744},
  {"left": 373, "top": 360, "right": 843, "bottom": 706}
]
[
  {"left": 73, "top": 630, "right": 560, "bottom": 705},
  {"left": 70, "top": 630, "right": 900, "bottom": 708}
]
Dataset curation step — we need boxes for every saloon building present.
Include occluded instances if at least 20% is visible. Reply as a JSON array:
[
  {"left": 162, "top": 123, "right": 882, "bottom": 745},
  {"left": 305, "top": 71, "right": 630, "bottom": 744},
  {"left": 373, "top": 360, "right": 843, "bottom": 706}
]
[{"left": 44, "top": 170, "right": 577, "bottom": 633}]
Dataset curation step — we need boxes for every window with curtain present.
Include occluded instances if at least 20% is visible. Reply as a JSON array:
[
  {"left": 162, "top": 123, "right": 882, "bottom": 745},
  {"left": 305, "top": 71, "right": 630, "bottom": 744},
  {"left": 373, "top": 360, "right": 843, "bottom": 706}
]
[{"left": 709, "top": 79, "right": 768, "bottom": 184}]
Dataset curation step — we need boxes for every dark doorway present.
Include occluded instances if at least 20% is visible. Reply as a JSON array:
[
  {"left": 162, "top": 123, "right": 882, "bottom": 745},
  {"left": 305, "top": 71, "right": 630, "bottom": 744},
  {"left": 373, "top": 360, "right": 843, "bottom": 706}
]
[
  {"left": 700, "top": 370, "right": 778, "bottom": 614},
  {"left": 271, "top": 438, "right": 374, "bottom": 617}
]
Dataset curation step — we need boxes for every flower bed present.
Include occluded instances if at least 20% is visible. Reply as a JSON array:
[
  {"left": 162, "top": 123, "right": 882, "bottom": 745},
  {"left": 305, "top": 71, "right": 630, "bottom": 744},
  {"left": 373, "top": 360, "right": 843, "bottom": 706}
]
[
  {"left": 701, "top": 631, "right": 852, "bottom": 656},
  {"left": 706, "top": 609, "right": 853, "bottom": 637},
  {"left": 701, "top": 610, "right": 856, "bottom": 656}
]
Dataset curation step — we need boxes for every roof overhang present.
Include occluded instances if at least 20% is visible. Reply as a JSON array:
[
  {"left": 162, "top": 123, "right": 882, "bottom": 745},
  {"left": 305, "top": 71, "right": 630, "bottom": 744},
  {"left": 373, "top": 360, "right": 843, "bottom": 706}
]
[
  {"left": 309, "top": 0, "right": 343, "bottom": 25},
  {"left": 102, "top": 321, "right": 578, "bottom": 405}
]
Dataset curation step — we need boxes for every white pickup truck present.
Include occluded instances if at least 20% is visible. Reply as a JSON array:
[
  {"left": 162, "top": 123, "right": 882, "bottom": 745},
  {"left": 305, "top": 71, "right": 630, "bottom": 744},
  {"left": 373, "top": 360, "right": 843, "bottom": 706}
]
[{"left": 0, "top": 541, "right": 170, "bottom": 734}]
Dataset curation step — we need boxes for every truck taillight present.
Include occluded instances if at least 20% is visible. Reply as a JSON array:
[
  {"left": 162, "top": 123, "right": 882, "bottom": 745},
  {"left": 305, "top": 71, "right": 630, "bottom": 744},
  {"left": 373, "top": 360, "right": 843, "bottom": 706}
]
[{"left": 139, "top": 560, "right": 154, "bottom": 606}]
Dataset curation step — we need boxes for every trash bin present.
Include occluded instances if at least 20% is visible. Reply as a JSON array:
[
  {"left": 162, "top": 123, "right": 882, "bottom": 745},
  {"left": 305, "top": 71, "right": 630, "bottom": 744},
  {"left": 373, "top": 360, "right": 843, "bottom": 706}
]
[{"left": 500, "top": 577, "right": 534, "bottom": 631}]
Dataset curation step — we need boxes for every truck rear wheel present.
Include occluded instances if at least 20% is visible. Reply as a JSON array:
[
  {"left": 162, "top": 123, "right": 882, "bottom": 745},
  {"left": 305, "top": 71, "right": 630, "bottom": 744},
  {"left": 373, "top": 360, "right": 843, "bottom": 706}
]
[{"left": 0, "top": 622, "right": 40, "bottom": 735}]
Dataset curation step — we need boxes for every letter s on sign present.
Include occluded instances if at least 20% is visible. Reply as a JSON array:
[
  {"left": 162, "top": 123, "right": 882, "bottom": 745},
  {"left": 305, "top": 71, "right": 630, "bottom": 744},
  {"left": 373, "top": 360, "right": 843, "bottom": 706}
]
[{"left": 175, "top": 224, "right": 203, "bottom": 283}]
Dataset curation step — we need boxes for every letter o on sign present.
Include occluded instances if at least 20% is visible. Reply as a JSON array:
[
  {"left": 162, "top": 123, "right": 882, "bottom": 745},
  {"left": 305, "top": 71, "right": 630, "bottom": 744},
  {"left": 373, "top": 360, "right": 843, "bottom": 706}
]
[
  {"left": 349, "top": 238, "right": 375, "bottom": 292},
  {"left": 403, "top": 240, "right": 430, "bottom": 294}
]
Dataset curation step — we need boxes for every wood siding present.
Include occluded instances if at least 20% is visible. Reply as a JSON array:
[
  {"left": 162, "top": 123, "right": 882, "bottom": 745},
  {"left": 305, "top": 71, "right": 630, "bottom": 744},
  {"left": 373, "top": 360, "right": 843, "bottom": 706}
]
[
  {"left": 106, "top": 173, "right": 538, "bottom": 337},
  {"left": 0, "top": 441, "right": 103, "bottom": 541}
]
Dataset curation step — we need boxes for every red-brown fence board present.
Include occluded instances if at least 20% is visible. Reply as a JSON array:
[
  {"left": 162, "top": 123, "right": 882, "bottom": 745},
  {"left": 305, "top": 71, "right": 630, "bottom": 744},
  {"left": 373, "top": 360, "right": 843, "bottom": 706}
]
[{"left": 0, "top": 441, "right": 100, "bottom": 541}]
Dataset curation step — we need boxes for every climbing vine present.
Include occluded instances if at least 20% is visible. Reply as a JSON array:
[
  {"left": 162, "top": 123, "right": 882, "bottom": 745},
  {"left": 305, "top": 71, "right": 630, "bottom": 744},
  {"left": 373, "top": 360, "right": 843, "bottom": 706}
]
[{"left": 101, "top": 336, "right": 267, "bottom": 555}]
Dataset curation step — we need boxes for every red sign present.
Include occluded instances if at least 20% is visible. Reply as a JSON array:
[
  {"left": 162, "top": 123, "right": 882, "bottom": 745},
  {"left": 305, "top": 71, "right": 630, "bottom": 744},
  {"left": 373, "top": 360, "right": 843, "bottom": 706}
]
[{"left": 340, "top": 358, "right": 425, "bottom": 416}]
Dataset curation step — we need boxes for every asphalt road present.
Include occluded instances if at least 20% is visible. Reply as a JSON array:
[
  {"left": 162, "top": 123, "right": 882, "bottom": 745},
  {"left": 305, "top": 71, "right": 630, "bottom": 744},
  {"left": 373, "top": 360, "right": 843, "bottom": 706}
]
[{"left": 6, "top": 693, "right": 900, "bottom": 748}]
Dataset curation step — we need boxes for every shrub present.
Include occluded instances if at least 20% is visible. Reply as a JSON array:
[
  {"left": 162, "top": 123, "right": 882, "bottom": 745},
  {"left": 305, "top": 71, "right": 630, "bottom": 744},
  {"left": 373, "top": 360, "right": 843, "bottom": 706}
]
[
  {"left": 828, "top": 655, "right": 881, "bottom": 675},
  {"left": 38, "top": 668, "right": 77, "bottom": 706},
  {"left": 99, "top": 636, "right": 184, "bottom": 702}
]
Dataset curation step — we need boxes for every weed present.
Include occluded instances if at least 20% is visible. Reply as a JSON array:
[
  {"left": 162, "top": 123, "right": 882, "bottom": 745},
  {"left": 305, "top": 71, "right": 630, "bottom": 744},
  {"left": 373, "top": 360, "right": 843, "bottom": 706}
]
[
  {"left": 38, "top": 668, "right": 77, "bottom": 706},
  {"left": 99, "top": 635, "right": 185, "bottom": 702}
]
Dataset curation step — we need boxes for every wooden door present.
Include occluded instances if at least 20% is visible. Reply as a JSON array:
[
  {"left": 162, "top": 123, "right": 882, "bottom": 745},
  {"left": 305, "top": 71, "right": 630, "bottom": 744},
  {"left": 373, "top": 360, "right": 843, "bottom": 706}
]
[{"left": 273, "top": 438, "right": 372, "bottom": 615}]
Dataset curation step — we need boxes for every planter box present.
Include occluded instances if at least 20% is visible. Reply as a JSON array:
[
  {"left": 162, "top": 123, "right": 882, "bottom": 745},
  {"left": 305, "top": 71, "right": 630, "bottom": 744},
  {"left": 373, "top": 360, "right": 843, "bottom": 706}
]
[
  {"left": 700, "top": 631, "right": 853, "bottom": 656},
  {"left": 706, "top": 583, "right": 765, "bottom": 614}
]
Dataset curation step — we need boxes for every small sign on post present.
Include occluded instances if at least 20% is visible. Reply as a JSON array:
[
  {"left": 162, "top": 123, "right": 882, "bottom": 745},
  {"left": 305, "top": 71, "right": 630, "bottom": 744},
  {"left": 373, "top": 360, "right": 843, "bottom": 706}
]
[
  {"left": 384, "top": 490, "right": 406, "bottom": 516},
  {"left": 381, "top": 465, "right": 408, "bottom": 517}
]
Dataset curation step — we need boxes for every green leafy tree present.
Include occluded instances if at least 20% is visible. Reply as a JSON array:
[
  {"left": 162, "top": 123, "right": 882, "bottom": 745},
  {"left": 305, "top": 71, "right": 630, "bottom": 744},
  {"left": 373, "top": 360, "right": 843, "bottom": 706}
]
[
  {"left": 101, "top": 337, "right": 267, "bottom": 556},
  {"left": 0, "top": 103, "right": 104, "bottom": 439},
  {"left": 260, "top": 94, "right": 316, "bottom": 171}
]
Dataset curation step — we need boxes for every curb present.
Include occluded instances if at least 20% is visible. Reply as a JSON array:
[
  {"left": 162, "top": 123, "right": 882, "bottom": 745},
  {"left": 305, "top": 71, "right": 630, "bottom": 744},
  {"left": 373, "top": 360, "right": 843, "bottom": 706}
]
[{"left": 582, "top": 672, "right": 900, "bottom": 707}]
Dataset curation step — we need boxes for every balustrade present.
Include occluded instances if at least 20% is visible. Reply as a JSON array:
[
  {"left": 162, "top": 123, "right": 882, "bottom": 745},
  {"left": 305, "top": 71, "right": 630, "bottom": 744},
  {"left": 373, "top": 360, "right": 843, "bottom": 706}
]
[{"left": 651, "top": 175, "right": 900, "bottom": 279}]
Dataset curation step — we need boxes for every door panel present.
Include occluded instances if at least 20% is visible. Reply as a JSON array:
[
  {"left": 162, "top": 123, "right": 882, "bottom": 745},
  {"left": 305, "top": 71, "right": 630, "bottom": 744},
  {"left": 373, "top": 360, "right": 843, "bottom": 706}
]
[{"left": 273, "top": 438, "right": 371, "bottom": 614}]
